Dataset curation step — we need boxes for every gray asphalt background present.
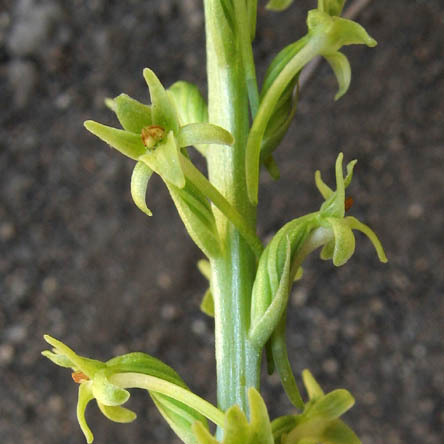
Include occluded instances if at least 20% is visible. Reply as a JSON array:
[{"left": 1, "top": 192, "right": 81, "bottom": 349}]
[{"left": 1, "top": 1, "right": 443, "bottom": 443}]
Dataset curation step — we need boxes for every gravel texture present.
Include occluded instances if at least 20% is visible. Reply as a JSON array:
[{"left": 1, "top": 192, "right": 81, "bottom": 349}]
[{"left": 0, "top": 1, "right": 443, "bottom": 444}]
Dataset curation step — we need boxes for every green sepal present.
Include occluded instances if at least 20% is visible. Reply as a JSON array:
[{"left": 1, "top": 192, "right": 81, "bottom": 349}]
[
  {"left": 266, "top": 0, "right": 294, "bottom": 12},
  {"left": 41, "top": 350, "right": 74, "bottom": 368},
  {"left": 43, "top": 335, "right": 105, "bottom": 378},
  {"left": 97, "top": 402, "right": 137, "bottom": 423},
  {"left": 318, "top": 0, "right": 346, "bottom": 16},
  {"left": 324, "top": 51, "right": 351, "bottom": 100},
  {"left": 166, "top": 181, "right": 221, "bottom": 258},
  {"left": 84, "top": 121, "right": 147, "bottom": 160},
  {"left": 307, "top": 11, "right": 377, "bottom": 54},
  {"left": 344, "top": 216, "right": 388, "bottom": 263},
  {"left": 302, "top": 369, "right": 325, "bottom": 401},
  {"left": 143, "top": 68, "right": 179, "bottom": 134},
  {"left": 168, "top": 81, "right": 209, "bottom": 156},
  {"left": 319, "top": 153, "right": 357, "bottom": 218},
  {"left": 91, "top": 369, "right": 130, "bottom": 406},
  {"left": 327, "top": 217, "right": 355, "bottom": 266},
  {"left": 131, "top": 161, "right": 153, "bottom": 216},
  {"left": 168, "top": 81, "right": 208, "bottom": 125},
  {"left": 139, "top": 131, "right": 185, "bottom": 188},
  {"left": 177, "top": 123, "right": 234, "bottom": 148},
  {"left": 305, "top": 389, "right": 355, "bottom": 420},
  {"left": 77, "top": 382, "right": 95, "bottom": 444},
  {"left": 193, "top": 388, "right": 274, "bottom": 444},
  {"left": 112, "top": 93, "right": 152, "bottom": 133}
]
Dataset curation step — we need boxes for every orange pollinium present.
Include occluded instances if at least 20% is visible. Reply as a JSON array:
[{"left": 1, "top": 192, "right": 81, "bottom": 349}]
[
  {"left": 72, "top": 371, "right": 89, "bottom": 384},
  {"left": 345, "top": 196, "right": 354, "bottom": 212},
  {"left": 141, "top": 125, "right": 165, "bottom": 149}
]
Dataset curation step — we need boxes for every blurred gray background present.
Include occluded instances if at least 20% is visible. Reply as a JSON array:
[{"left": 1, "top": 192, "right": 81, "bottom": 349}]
[{"left": 0, "top": 0, "right": 443, "bottom": 443}]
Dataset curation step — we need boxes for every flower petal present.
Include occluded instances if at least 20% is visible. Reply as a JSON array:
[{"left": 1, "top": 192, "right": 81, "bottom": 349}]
[
  {"left": 84, "top": 121, "right": 146, "bottom": 160},
  {"left": 302, "top": 369, "right": 325, "bottom": 401},
  {"left": 97, "top": 402, "right": 137, "bottom": 423},
  {"left": 345, "top": 216, "right": 388, "bottom": 263},
  {"left": 324, "top": 51, "right": 351, "bottom": 100},
  {"left": 113, "top": 93, "right": 152, "bottom": 133},
  {"left": 327, "top": 217, "right": 355, "bottom": 266},
  {"left": 177, "top": 123, "right": 234, "bottom": 148},
  {"left": 131, "top": 161, "right": 153, "bottom": 216},
  {"left": 91, "top": 369, "right": 130, "bottom": 407},
  {"left": 77, "top": 382, "right": 95, "bottom": 443},
  {"left": 143, "top": 68, "right": 179, "bottom": 134}
]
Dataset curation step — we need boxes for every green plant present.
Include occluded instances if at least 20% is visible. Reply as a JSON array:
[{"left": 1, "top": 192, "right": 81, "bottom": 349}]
[{"left": 43, "top": 1, "right": 387, "bottom": 443}]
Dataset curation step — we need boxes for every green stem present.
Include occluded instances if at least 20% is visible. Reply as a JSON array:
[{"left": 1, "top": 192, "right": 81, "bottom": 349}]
[
  {"left": 110, "top": 373, "right": 225, "bottom": 427},
  {"left": 204, "top": 0, "right": 261, "bottom": 419}
]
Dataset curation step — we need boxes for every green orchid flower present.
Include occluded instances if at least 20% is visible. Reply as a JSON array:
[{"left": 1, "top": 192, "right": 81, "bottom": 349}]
[
  {"left": 42, "top": 335, "right": 219, "bottom": 444},
  {"left": 84, "top": 69, "right": 264, "bottom": 259},
  {"left": 249, "top": 153, "right": 386, "bottom": 408},
  {"left": 85, "top": 68, "right": 233, "bottom": 213},
  {"left": 315, "top": 153, "right": 387, "bottom": 266},
  {"left": 42, "top": 335, "right": 134, "bottom": 443}
]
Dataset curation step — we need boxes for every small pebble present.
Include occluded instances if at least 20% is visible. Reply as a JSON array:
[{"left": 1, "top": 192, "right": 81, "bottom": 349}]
[
  {"left": 191, "top": 319, "right": 206, "bottom": 336},
  {"left": 157, "top": 272, "right": 172, "bottom": 290},
  {"left": 161, "top": 304, "right": 178, "bottom": 321},
  {"left": 408, "top": 203, "right": 424, "bottom": 219},
  {"left": 292, "top": 287, "right": 308, "bottom": 307},
  {"left": 42, "top": 276, "right": 58, "bottom": 294},
  {"left": 322, "top": 358, "right": 338, "bottom": 374},
  {"left": 0, "top": 344, "right": 15, "bottom": 365},
  {"left": 0, "top": 222, "right": 16, "bottom": 241}
]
